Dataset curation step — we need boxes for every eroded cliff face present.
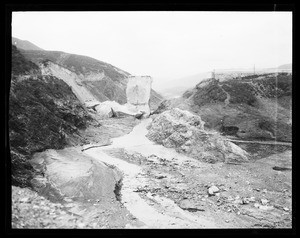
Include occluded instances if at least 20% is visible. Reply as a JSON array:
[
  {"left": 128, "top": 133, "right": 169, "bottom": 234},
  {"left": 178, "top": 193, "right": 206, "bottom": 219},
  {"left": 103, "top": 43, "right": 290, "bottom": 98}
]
[
  {"left": 9, "top": 46, "right": 93, "bottom": 187},
  {"left": 21, "top": 49, "right": 163, "bottom": 109},
  {"left": 39, "top": 61, "right": 98, "bottom": 104}
]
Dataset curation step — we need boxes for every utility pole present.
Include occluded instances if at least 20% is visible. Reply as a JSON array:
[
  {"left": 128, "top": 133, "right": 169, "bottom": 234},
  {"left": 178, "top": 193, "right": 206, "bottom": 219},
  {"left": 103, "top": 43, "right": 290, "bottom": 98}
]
[
  {"left": 212, "top": 69, "right": 215, "bottom": 79},
  {"left": 253, "top": 64, "right": 256, "bottom": 75}
]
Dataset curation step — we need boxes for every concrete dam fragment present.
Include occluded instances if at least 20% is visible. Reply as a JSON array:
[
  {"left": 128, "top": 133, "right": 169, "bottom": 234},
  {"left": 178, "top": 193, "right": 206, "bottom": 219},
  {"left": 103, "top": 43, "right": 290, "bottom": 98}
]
[
  {"left": 126, "top": 76, "right": 153, "bottom": 118},
  {"left": 94, "top": 76, "right": 153, "bottom": 119}
]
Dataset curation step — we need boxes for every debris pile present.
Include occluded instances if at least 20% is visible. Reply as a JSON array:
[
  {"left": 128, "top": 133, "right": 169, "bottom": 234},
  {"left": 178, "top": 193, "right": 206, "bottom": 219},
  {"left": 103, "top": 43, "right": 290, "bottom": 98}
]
[{"left": 147, "top": 108, "right": 248, "bottom": 163}]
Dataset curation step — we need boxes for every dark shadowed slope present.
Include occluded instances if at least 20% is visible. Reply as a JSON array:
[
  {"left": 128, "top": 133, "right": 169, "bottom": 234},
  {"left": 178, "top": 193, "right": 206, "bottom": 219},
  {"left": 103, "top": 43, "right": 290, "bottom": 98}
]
[{"left": 10, "top": 45, "right": 92, "bottom": 187}]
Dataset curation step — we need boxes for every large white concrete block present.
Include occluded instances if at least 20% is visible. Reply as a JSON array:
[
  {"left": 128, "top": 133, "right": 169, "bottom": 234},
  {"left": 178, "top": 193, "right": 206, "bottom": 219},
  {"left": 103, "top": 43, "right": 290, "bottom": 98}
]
[{"left": 126, "top": 76, "right": 152, "bottom": 117}]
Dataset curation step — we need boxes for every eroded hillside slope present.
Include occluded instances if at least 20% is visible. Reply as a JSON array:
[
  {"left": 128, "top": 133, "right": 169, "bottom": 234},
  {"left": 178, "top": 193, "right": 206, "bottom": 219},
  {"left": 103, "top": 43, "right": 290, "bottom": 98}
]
[
  {"left": 10, "top": 46, "right": 92, "bottom": 187},
  {"left": 154, "top": 73, "right": 292, "bottom": 143},
  {"left": 20, "top": 49, "right": 163, "bottom": 109}
]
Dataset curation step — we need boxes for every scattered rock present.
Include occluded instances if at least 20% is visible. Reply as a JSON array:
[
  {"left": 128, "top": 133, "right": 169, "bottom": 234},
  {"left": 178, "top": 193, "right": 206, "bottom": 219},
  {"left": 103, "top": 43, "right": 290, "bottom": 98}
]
[
  {"left": 249, "top": 197, "right": 256, "bottom": 202},
  {"left": 20, "top": 197, "right": 29, "bottom": 203},
  {"left": 227, "top": 196, "right": 234, "bottom": 201},
  {"left": 77, "top": 223, "right": 85, "bottom": 228},
  {"left": 259, "top": 205, "right": 274, "bottom": 211},
  {"left": 31, "top": 176, "right": 47, "bottom": 190},
  {"left": 179, "top": 199, "right": 205, "bottom": 212},
  {"left": 208, "top": 186, "right": 220, "bottom": 196},
  {"left": 261, "top": 199, "right": 269, "bottom": 205},
  {"left": 234, "top": 198, "right": 243, "bottom": 205}
]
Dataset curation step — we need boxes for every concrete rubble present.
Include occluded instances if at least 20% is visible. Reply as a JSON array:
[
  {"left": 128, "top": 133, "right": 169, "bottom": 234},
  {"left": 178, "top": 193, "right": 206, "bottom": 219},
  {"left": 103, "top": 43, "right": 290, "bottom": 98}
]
[{"left": 90, "top": 76, "right": 153, "bottom": 119}]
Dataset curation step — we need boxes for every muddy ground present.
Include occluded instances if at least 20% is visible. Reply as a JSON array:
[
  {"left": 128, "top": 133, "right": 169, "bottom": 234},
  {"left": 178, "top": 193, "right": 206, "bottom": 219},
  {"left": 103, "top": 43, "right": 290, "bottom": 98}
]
[{"left": 11, "top": 117, "right": 292, "bottom": 229}]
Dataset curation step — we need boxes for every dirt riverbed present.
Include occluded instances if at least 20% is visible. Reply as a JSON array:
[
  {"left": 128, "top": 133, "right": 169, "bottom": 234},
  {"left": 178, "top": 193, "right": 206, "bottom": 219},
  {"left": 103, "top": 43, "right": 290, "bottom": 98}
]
[{"left": 12, "top": 117, "right": 292, "bottom": 228}]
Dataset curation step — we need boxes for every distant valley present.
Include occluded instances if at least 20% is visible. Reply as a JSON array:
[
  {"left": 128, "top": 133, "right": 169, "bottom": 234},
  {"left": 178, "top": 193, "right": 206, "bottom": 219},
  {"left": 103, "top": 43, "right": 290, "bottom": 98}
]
[{"left": 154, "top": 64, "right": 292, "bottom": 99}]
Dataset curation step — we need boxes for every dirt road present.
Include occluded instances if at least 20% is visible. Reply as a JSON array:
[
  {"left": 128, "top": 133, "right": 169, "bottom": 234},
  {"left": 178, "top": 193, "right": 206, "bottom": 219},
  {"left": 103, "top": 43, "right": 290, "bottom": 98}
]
[{"left": 227, "top": 138, "right": 292, "bottom": 147}]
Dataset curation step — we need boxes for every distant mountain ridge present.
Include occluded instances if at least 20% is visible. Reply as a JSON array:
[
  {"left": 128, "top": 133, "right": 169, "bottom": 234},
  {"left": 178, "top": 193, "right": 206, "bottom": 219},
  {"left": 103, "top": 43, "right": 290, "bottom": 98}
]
[
  {"left": 12, "top": 37, "right": 44, "bottom": 51},
  {"left": 277, "top": 64, "right": 292, "bottom": 70}
]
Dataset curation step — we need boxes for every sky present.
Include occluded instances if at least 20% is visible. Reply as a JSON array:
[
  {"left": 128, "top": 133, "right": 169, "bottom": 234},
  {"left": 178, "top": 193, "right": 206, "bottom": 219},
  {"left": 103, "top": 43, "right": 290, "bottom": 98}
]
[{"left": 12, "top": 11, "right": 292, "bottom": 84}]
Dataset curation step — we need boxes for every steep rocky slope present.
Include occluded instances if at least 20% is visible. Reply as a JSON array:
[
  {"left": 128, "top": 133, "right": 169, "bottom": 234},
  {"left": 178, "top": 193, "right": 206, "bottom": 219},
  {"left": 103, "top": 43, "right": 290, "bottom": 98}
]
[
  {"left": 154, "top": 73, "right": 292, "bottom": 142},
  {"left": 9, "top": 46, "right": 93, "bottom": 187},
  {"left": 17, "top": 43, "right": 163, "bottom": 109}
]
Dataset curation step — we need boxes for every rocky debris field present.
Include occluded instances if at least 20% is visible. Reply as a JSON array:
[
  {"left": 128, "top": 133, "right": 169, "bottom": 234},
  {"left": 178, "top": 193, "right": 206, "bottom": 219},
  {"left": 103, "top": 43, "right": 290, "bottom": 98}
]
[
  {"left": 103, "top": 147, "right": 292, "bottom": 228},
  {"left": 11, "top": 112, "right": 292, "bottom": 229},
  {"left": 11, "top": 185, "right": 143, "bottom": 229},
  {"left": 12, "top": 186, "right": 90, "bottom": 229}
]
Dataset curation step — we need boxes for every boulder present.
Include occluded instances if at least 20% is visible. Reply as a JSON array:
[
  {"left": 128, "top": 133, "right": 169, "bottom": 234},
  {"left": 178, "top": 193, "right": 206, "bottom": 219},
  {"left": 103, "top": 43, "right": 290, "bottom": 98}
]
[
  {"left": 208, "top": 186, "right": 220, "bottom": 196},
  {"left": 126, "top": 76, "right": 152, "bottom": 118},
  {"left": 146, "top": 108, "right": 248, "bottom": 163},
  {"left": 178, "top": 199, "right": 205, "bottom": 212},
  {"left": 94, "top": 101, "right": 117, "bottom": 118},
  {"left": 30, "top": 148, "right": 123, "bottom": 201},
  {"left": 94, "top": 100, "right": 146, "bottom": 119}
]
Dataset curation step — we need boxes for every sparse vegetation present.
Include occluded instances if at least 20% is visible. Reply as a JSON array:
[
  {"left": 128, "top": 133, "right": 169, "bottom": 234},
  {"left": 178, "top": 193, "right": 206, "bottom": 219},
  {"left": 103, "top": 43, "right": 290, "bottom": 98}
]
[
  {"left": 192, "top": 81, "right": 227, "bottom": 107},
  {"left": 222, "top": 82, "right": 257, "bottom": 106},
  {"left": 162, "top": 72, "right": 293, "bottom": 142},
  {"left": 12, "top": 45, "right": 39, "bottom": 75},
  {"left": 10, "top": 47, "right": 92, "bottom": 187}
]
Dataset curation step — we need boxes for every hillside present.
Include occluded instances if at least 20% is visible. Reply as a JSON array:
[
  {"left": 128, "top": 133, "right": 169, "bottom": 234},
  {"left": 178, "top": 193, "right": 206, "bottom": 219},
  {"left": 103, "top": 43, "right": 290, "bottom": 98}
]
[
  {"left": 154, "top": 73, "right": 292, "bottom": 143},
  {"left": 12, "top": 37, "right": 44, "bottom": 51},
  {"left": 16, "top": 44, "right": 163, "bottom": 109},
  {"left": 10, "top": 46, "right": 94, "bottom": 187}
]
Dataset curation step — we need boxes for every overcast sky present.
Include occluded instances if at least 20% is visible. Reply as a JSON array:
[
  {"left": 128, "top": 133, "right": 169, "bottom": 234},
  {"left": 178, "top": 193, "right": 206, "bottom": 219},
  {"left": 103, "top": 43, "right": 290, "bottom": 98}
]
[{"left": 12, "top": 11, "right": 292, "bottom": 81}]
